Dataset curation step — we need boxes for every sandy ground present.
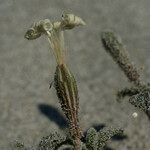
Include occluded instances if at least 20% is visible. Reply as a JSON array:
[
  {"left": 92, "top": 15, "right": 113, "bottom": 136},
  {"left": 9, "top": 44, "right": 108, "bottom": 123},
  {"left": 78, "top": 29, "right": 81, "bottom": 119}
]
[{"left": 0, "top": 0, "right": 150, "bottom": 149}]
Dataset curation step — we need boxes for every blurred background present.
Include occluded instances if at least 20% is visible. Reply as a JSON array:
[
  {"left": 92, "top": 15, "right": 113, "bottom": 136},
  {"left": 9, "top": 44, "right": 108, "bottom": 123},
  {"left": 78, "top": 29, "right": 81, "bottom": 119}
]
[{"left": 0, "top": 0, "right": 150, "bottom": 149}]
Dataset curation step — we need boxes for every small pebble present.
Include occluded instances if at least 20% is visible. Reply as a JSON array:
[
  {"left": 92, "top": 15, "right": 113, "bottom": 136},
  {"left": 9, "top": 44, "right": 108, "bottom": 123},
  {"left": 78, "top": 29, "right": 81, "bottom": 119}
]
[{"left": 132, "top": 112, "right": 138, "bottom": 118}]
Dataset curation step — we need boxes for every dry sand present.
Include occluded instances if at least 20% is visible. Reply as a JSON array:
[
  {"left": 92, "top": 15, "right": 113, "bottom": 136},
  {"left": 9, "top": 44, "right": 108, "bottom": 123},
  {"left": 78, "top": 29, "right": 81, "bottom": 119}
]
[{"left": 0, "top": 0, "right": 150, "bottom": 149}]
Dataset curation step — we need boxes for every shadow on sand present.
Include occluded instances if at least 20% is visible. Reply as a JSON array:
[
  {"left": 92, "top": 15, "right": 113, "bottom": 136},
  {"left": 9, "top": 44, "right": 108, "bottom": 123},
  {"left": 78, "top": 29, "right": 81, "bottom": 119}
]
[{"left": 38, "top": 103, "right": 68, "bottom": 129}]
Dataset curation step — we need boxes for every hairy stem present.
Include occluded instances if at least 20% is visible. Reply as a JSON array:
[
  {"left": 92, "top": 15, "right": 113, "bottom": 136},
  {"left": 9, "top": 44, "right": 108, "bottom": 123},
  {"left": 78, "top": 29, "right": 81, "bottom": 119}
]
[
  {"left": 101, "top": 31, "right": 142, "bottom": 87},
  {"left": 101, "top": 31, "right": 150, "bottom": 120}
]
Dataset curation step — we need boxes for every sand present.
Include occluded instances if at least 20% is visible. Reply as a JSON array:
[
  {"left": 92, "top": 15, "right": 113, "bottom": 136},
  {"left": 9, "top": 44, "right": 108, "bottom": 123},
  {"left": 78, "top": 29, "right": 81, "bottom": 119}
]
[{"left": 0, "top": 0, "right": 150, "bottom": 149}]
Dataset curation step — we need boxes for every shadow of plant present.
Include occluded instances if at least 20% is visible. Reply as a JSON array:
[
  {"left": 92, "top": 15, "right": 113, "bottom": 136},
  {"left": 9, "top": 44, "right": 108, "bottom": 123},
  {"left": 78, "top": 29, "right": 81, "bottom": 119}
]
[{"left": 38, "top": 103, "right": 68, "bottom": 129}]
